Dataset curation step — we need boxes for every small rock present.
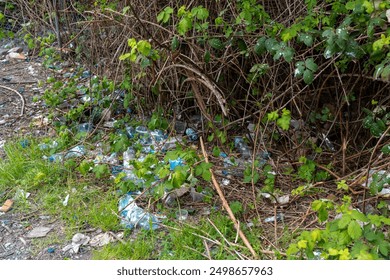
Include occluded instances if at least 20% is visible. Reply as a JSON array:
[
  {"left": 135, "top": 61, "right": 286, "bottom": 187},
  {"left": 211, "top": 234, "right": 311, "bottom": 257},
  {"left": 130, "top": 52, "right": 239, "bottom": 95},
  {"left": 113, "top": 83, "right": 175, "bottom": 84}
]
[{"left": 26, "top": 226, "right": 52, "bottom": 238}]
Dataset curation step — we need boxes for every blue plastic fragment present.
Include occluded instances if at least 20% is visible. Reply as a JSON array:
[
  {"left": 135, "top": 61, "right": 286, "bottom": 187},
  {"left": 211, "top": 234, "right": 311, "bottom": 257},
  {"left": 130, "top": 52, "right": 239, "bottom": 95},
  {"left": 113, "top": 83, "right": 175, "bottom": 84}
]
[
  {"left": 20, "top": 139, "right": 29, "bottom": 148},
  {"left": 169, "top": 158, "right": 184, "bottom": 171},
  {"left": 47, "top": 247, "right": 55, "bottom": 253}
]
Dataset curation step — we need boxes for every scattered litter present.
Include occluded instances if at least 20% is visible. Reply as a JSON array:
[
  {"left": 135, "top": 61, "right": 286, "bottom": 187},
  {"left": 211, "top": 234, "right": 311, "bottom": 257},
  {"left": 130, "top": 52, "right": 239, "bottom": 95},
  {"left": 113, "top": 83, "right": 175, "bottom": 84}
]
[
  {"left": 190, "top": 187, "right": 205, "bottom": 202},
  {"left": 13, "top": 189, "right": 31, "bottom": 200},
  {"left": 47, "top": 153, "right": 63, "bottom": 162},
  {"left": 62, "top": 194, "right": 70, "bottom": 206},
  {"left": 89, "top": 232, "right": 115, "bottom": 247},
  {"left": 19, "top": 237, "right": 27, "bottom": 246},
  {"left": 234, "top": 136, "right": 251, "bottom": 159},
  {"left": 174, "top": 121, "right": 187, "bottom": 134},
  {"left": 62, "top": 233, "right": 90, "bottom": 254},
  {"left": 277, "top": 195, "right": 290, "bottom": 205},
  {"left": 176, "top": 209, "right": 188, "bottom": 221},
  {"left": 65, "top": 145, "right": 86, "bottom": 159},
  {"left": 164, "top": 185, "right": 190, "bottom": 206},
  {"left": 119, "top": 193, "right": 159, "bottom": 230},
  {"left": 169, "top": 158, "right": 184, "bottom": 171},
  {"left": 20, "top": 139, "right": 29, "bottom": 148},
  {"left": 0, "top": 199, "right": 13, "bottom": 212},
  {"left": 7, "top": 52, "right": 26, "bottom": 60},
  {"left": 26, "top": 226, "right": 52, "bottom": 238},
  {"left": 264, "top": 213, "right": 284, "bottom": 223},
  {"left": 185, "top": 128, "right": 198, "bottom": 141},
  {"left": 222, "top": 178, "right": 230, "bottom": 186}
]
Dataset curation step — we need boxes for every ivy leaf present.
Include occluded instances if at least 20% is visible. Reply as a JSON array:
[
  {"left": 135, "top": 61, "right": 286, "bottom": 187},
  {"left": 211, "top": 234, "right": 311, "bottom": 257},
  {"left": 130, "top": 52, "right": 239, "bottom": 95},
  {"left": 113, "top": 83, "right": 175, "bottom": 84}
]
[
  {"left": 348, "top": 220, "right": 362, "bottom": 240},
  {"left": 303, "top": 69, "right": 314, "bottom": 84},
  {"left": 93, "top": 164, "right": 110, "bottom": 179}
]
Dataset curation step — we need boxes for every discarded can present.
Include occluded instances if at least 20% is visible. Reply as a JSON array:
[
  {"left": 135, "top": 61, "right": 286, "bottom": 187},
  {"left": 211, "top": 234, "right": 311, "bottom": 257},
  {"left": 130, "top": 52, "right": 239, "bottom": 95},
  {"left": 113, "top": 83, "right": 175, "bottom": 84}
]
[{"left": 185, "top": 128, "right": 198, "bottom": 141}]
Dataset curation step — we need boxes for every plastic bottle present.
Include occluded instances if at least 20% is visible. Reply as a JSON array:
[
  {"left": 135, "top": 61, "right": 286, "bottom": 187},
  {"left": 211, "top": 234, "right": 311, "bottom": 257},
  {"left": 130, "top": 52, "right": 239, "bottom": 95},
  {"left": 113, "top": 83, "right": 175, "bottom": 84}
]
[{"left": 234, "top": 136, "right": 252, "bottom": 159}]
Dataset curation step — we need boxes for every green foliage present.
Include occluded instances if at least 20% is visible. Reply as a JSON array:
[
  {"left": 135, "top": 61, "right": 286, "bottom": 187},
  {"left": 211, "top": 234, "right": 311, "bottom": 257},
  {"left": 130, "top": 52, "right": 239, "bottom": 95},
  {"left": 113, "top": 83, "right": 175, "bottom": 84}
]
[
  {"left": 266, "top": 108, "right": 291, "bottom": 131},
  {"left": 287, "top": 198, "right": 390, "bottom": 260},
  {"left": 195, "top": 162, "right": 212, "bottom": 181}
]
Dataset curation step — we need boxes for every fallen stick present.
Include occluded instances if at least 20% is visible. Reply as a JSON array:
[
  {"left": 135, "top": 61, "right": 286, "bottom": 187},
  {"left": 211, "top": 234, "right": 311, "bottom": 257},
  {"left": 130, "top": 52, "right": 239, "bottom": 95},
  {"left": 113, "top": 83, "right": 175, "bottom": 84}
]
[
  {"left": 199, "top": 137, "right": 258, "bottom": 259},
  {"left": 0, "top": 85, "right": 25, "bottom": 116}
]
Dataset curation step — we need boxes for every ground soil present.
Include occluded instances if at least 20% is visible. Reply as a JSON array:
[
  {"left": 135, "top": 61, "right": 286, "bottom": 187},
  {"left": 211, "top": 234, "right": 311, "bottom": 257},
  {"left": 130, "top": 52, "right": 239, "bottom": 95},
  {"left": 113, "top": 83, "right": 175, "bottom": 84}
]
[{"left": 0, "top": 37, "right": 96, "bottom": 260}]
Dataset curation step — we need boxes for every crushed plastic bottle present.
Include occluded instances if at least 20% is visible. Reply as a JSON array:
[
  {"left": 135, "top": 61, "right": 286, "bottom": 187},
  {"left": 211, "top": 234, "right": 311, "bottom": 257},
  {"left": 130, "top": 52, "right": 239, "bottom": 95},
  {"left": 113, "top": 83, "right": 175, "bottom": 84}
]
[
  {"left": 234, "top": 136, "right": 251, "bottom": 159},
  {"left": 151, "top": 129, "right": 167, "bottom": 142},
  {"left": 77, "top": 123, "right": 93, "bottom": 133},
  {"left": 123, "top": 147, "right": 136, "bottom": 169},
  {"left": 185, "top": 128, "right": 198, "bottom": 141},
  {"left": 125, "top": 126, "right": 136, "bottom": 138},
  {"left": 65, "top": 145, "right": 86, "bottom": 159},
  {"left": 47, "top": 154, "right": 63, "bottom": 162},
  {"left": 118, "top": 193, "right": 159, "bottom": 230}
]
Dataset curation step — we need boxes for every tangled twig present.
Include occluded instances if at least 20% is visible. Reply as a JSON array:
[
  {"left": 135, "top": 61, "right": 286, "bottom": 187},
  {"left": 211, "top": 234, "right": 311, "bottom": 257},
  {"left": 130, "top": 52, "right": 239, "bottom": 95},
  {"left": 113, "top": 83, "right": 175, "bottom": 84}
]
[{"left": 0, "top": 85, "right": 26, "bottom": 116}]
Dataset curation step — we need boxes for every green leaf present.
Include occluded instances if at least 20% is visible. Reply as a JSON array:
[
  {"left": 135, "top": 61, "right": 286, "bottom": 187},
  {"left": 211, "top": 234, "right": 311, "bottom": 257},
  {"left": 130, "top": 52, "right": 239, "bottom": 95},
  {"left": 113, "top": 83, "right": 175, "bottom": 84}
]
[
  {"left": 318, "top": 208, "right": 328, "bottom": 222},
  {"left": 204, "top": 51, "right": 210, "bottom": 63},
  {"left": 351, "top": 210, "right": 369, "bottom": 222},
  {"left": 303, "top": 69, "right": 314, "bottom": 84},
  {"left": 305, "top": 58, "right": 318, "bottom": 72},
  {"left": 229, "top": 201, "right": 243, "bottom": 214},
  {"left": 338, "top": 214, "right": 351, "bottom": 229},
  {"left": 378, "top": 241, "right": 389, "bottom": 256},
  {"left": 171, "top": 36, "right": 179, "bottom": 51},
  {"left": 192, "top": 6, "right": 209, "bottom": 20},
  {"left": 298, "top": 33, "right": 314, "bottom": 46},
  {"left": 127, "top": 38, "right": 137, "bottom": 48},
  {"left": 267, "top": 111, "right": 279, "bottom": 121},
  {"left": 178, "top": 17, "right": 192, "bottom": 36},
  {"left": 172, "top": 169, "right": 187, "bottom": 188},
  {"left": 381, "top": 144, "right": 390, "bottom": 154},
  {"left": 137, "top": 40, "right": 151, "bottom": 56},
  {"left": 282, "top": 47, "right": 294, "bottom": 62},
  {"left": 208, "top": 38, "right": 224, "bottom": 50},
  {"left": 119, "top": 53, "right": 131, "bottom": 61},
  {"left": 381, "top": 65, "right": 390, "bottom": 80},
  {"left": 348, "top": 220, "right": 362, "bottom": 240},
  {"left": 254, "top": 37, "right": 267, "bottom": 55},
  {"left": 93, "top": 164, "right": 110, "bottom": 179},
  {"left": 202, "top": 170, "right": 212, "bottom": 181}
]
